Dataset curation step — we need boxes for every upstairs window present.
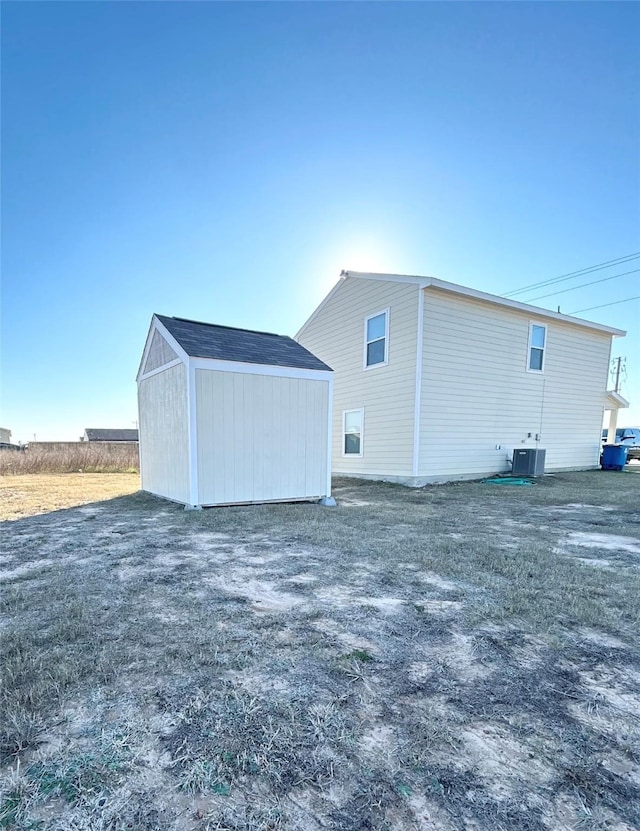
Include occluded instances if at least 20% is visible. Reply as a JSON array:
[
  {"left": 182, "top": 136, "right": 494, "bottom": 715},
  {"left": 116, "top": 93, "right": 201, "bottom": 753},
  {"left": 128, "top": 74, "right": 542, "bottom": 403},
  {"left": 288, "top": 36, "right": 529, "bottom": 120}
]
[
  {"left": 528, "top": 323, "right": 546, "bottom": 372},
  {"left": 343, "top": 409, "right": 364, "bottom": 456},
  {"left": 365, "top": 310, "right": 388, "bottom": 368}
]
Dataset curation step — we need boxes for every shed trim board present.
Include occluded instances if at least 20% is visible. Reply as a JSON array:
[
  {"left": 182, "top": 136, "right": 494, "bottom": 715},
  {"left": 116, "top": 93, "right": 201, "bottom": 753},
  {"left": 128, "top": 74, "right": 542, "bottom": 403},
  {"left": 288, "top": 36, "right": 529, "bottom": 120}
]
[
  {"left": 187, "top": 362, "right": 199, "bottom": 507},
  {"left": 196, "top": 496, "right": 326, "bottom": 508},
  {"left": 326, "top": 379, "right": 334, "bottom": 497},
  {"left": 189, "top": 356, "right": 333, "bottom": 381},
  {"left": 138, "top": 358, "right": 184, "bottom": 382},
  {"left": 412, "top": 286, "right": 425, "bottom": 477}
]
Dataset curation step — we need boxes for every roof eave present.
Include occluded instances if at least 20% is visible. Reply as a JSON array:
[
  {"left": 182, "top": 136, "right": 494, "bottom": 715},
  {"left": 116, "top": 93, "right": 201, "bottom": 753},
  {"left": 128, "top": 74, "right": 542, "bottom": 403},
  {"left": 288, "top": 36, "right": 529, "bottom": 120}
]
[
  {"left": 189, "top": 355, "right": 333, "bottom": 376},
  {"left": 423, "top": 277, "right": 626, "bottom": 337},
  {"left": 345, "top": 271, "right": 626, "bottom": 337},
  {"left": 605, "top": 390, "right": 630, "bottom": 409}
]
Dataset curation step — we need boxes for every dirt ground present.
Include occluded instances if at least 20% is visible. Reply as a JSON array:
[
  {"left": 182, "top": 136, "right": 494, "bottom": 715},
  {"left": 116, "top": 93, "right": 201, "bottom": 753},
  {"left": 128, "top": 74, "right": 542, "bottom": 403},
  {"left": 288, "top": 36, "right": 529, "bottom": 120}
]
[
  {"left": 1, "top": 471, "right": 639, "bottom": 830},
  {"left": 0, "top": 473, "right": 140, "bottom": 521}
]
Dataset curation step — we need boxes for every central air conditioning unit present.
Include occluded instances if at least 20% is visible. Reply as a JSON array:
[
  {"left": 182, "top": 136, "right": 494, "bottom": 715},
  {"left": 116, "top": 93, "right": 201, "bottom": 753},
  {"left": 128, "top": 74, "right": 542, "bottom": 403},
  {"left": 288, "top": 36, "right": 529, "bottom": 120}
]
[{"left": 512, "top": 448, "right": 546, "bottom": 477}]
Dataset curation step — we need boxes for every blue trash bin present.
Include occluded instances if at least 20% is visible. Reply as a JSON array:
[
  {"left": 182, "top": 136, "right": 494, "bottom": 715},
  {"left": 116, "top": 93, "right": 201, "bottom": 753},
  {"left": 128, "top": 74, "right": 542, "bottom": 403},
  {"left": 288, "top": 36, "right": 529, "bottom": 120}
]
[{"left": 601, "top": 444, "right": 629, "bottom": 471}]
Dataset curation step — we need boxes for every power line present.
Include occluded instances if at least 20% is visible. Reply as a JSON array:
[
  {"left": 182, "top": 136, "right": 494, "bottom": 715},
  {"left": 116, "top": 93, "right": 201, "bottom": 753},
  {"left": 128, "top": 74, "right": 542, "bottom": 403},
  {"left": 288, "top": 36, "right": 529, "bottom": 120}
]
[
  {"left": 502, "top": 252, "right": 640, "bottom": 298},
  {"left": 505, "top": 253, "right": 640, "bottom": 297},
  {"left": 524, "top": 268, "right": 640, "bottom": 302},
  {"left": 568, "top": 296, "right": 640, "bottom": 315}
]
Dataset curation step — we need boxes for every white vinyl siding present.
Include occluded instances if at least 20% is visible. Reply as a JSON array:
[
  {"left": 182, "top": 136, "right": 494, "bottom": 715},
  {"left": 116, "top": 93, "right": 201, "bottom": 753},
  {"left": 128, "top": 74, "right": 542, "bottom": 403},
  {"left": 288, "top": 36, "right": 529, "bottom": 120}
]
[
  {"left": 195, "top": 370, "right": 329, "bottom": 505},
  {"left": 296, "top": 277, "right": 420, "bottom": 478},
  {"left": 419, "top": 289, "right": 611, "bottom": 479},
  {"left": 138, "top": 362, "right": 190, "bottom": 503}
]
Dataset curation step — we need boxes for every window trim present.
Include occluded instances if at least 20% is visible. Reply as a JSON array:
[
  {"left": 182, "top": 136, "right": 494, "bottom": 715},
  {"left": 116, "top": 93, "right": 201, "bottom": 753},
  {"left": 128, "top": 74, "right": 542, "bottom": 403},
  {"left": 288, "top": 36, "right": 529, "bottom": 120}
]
[
  {"left": 526, "top": 321, "right": 547, "bottom": 373},
  {"left": 342, "top": 408, "right": 364, "bottom": 457},
  {"left": 363, "top": 309, "right": 389, "bottom": 370}
]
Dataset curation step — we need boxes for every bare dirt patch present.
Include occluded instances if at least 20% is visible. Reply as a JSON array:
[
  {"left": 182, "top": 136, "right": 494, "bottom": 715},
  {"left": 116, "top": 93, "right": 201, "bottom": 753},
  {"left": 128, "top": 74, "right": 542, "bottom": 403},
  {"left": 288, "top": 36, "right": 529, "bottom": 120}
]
[{"left": 1, "top": 471, "right": 639, "bottom": 830}]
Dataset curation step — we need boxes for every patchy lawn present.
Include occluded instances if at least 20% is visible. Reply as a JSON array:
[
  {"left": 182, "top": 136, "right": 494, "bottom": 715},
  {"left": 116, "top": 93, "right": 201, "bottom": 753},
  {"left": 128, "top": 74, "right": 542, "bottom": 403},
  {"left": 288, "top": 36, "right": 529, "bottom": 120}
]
[
  {"left": 0, "top": 473, "right": 140, "bottom": 521},
  {"left": 1, "top": 471, "right": 639, "bottom": 830}
]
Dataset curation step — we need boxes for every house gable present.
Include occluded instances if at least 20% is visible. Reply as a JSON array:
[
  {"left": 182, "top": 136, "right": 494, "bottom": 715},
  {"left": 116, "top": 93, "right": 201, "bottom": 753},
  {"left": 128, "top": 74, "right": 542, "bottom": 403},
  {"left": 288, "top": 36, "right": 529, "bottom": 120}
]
[{"left": 295, "top": 274, "right": 421, "bottom": 479}]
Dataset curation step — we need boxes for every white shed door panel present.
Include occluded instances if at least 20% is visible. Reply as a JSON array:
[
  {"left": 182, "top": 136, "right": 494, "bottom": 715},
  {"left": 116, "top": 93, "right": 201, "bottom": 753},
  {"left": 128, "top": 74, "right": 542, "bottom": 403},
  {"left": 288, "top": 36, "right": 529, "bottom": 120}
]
[{"left": 195, "top": 370, "right": 328, "bottom": 504}]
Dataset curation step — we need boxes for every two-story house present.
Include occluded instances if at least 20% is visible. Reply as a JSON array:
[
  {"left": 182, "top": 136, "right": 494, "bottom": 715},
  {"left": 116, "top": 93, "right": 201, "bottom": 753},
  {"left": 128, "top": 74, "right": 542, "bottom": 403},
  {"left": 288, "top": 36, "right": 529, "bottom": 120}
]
[{"left": 295, "top": 271, "right": 626, "bottom": 484}]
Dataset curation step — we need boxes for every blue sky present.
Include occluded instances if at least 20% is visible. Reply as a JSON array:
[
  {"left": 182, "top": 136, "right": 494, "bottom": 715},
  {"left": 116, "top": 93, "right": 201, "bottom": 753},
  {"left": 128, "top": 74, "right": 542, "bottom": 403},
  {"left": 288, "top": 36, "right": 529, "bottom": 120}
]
[{"left": 2, "top": 1, "right": 639, "bottom": 442}]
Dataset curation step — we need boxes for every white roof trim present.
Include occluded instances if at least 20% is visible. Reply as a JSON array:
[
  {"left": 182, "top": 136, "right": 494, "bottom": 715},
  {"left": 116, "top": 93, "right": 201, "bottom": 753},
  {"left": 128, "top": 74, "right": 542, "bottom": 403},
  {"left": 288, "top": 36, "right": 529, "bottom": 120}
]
[
  {"left": 605, "top": 390, "right": 630, "bottom": 409},
  {"left": 190, "top": 356, "right": 333, "bottom": 381},
  {"left": 344, "top": 271, "right": 626, "bottom": 337},
  {"left": 137, "top": 357, "right": 183, "bottom": 383}
]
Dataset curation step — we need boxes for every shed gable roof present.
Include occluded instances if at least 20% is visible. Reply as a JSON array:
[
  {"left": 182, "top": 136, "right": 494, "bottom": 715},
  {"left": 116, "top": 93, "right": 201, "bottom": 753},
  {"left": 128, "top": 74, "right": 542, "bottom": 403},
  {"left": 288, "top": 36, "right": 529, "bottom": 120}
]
[{"left": 155, "top": 315, "right": 332, "bottom": 371}]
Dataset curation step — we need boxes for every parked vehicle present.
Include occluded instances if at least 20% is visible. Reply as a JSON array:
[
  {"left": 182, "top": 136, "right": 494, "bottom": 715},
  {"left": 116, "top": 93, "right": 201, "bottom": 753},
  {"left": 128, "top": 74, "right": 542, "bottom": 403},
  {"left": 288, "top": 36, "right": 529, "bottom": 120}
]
[{"left": 601, "top": 427, "right": 640, "bottom": 461}]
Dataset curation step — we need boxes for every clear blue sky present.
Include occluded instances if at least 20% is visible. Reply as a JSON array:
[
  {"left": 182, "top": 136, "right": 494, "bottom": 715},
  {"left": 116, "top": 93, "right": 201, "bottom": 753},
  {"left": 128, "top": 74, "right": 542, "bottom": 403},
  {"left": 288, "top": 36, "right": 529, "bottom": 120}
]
[{"left": 2, "top": 1, "right": 639, "bottom": 442}]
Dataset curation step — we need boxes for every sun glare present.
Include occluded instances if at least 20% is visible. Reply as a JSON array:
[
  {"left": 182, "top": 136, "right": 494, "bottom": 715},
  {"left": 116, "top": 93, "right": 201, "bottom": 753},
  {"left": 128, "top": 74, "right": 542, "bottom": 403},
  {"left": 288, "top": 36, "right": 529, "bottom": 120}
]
[
  {"left": 327, "top": 236, "right": 399, "bottom": 280},
  {"left": 310, "top": 235, "right": 402, "bottom": 298}
]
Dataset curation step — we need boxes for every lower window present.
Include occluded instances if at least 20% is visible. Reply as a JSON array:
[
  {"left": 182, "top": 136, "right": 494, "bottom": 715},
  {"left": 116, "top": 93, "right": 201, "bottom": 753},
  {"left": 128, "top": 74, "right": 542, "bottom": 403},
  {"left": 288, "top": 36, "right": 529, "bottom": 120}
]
[{"left": 343, "top": 409, "right": 363, "bottom": 456}]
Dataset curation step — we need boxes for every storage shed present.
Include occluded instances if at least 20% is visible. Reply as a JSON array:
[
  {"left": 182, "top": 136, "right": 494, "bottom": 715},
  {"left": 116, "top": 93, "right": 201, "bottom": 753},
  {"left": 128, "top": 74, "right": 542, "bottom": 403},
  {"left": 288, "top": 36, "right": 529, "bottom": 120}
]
[{"left": 137, "top": 315, "right": 333, "bottom": 508}]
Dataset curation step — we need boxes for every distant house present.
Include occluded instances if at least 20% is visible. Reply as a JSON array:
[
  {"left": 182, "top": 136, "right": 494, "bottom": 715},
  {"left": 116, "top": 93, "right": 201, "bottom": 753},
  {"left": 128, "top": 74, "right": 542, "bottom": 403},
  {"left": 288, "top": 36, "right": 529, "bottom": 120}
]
[
  {"left": 0, "top": 427, "right": 20, "bottom": 450},
  {"left": 84, "top": 428, "right": 139, "bottom": 442},
  {"left": 136, "top": 314, "right": 332, "bottom": 508},
  {"left": 295, "top": 271, "right": 626, "bottom": 484}
]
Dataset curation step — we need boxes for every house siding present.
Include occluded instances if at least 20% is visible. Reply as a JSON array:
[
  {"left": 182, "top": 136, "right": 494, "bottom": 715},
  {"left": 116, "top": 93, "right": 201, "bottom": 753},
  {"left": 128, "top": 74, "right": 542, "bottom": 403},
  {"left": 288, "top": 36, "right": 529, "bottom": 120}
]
[
  {"left": 296, "top": 277, "right": 420, "bottom": 479},
  {"left": 419, "top": 288, "right": 611, "bottom": 479},
  {"left": 138, "top": 362, "right": 190, "bottom": 502},
  {"left": 195, "top": 369, "right": 329, "bottom": 505}
]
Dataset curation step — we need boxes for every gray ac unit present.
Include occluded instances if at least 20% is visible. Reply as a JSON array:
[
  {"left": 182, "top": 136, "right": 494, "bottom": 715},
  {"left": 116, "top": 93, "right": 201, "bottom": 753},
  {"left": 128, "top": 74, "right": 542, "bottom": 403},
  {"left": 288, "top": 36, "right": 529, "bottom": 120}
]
[{"left": 512, "top": 448, "right": 546, "bottom": 477}]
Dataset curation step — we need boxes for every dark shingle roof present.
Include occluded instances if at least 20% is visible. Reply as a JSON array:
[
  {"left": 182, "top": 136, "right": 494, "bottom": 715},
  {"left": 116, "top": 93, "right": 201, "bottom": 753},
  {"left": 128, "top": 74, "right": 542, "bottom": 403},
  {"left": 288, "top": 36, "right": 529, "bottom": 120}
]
[
  {"left": 155, "top": 315, "right": 332, "bottom": 372},
  {"left": 85, "top": 429, "right": 139, "bottom": 442}
]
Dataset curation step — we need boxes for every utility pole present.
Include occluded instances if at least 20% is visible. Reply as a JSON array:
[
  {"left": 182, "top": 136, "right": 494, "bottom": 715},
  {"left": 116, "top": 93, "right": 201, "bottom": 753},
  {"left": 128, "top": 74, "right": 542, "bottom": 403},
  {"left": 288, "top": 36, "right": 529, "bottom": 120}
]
[{"left": 612, "top": 357, "right": 624, "bottom": 393}]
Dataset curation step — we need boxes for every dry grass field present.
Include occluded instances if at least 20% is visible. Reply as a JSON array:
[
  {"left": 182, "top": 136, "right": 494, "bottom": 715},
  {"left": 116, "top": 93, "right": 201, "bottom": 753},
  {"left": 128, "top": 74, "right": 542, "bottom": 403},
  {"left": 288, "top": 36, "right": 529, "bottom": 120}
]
[
  {"left": 0, "top": 474, "right": 140, "bottom": 521},
  {"left": 1, "top": 470, "right": 639, "bottom": 830},
  {"left": 0, "top": 444, "right": 139, "bottom": 477}
]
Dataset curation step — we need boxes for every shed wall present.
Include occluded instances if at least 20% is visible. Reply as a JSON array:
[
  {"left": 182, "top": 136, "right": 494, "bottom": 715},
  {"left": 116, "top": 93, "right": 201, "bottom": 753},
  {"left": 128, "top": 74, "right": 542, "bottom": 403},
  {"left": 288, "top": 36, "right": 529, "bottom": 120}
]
[
  {"left": 296, "top": 277, "right": 419, "bottom": 478},
  {"left": 195, "top": 370, "right": 329, "bottom": 505},
  {"left": 419, "top": 289, "right": 612, "bottom": 479},
  {"left": 138, "top": 362, "right": 190, "bottom": 502}
]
